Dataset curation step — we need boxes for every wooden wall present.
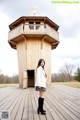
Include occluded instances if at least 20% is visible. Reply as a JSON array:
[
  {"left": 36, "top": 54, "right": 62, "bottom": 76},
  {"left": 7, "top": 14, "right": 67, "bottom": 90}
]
[
  {"left": 16, "top": 37, "right": 51, "bottom": 88},
  {"left": 41, "top": 40, "right": 51, "bottom": 86},
  {"left": 27, "top": 38, "right": 41, "bottom": 69},
  {"left": 17, "top": 40, "right": 27, "bottom": 88}
]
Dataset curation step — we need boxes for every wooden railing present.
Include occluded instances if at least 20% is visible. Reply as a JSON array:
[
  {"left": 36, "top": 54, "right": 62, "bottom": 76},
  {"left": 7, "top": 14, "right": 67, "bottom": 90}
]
[{"left": 8, "top": 24, "right": 59, "bottom": 41}]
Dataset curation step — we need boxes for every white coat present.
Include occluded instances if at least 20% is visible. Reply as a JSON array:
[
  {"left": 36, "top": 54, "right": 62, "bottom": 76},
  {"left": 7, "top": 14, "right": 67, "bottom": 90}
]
[{"left": 35, "top": 66, "right": 46, "bottom": 88}]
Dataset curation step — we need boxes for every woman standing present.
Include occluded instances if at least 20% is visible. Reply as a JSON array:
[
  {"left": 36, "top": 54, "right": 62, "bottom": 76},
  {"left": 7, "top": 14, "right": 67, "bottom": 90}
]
[{"left": 35, "top": 59, "right": 47, "bottom": 115}]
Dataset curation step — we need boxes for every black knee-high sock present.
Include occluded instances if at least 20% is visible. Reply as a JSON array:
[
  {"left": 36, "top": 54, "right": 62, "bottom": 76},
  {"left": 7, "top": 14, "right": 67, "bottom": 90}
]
[{"left": 38, "top": 97, "right": 41, "bottom": 111}]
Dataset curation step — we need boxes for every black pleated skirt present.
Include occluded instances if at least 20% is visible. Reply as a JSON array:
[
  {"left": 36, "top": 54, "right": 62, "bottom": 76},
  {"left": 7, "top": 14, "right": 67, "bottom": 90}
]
[{"left": 35, "top": 86, "right": 46, "bottom": 92}]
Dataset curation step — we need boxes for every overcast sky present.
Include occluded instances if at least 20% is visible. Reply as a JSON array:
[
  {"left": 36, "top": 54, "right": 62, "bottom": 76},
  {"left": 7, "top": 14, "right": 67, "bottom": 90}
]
[{"left": 0, "top": 0, "right": 80, "bottom": 76}]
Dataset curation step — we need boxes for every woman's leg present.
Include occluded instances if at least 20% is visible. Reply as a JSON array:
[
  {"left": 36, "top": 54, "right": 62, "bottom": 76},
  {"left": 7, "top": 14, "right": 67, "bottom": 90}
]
[
  {"left": 38, "top": 91, "right": 46, "bottom": 113},
  {"left": 39, "top": 91, "right": 44, "bottom": 98}
]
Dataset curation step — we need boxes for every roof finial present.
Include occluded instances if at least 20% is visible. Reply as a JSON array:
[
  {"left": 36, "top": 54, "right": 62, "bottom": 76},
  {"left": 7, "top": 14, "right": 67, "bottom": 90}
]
[{"left": 31, "top": 6, "right": 39, "bottom": 16}]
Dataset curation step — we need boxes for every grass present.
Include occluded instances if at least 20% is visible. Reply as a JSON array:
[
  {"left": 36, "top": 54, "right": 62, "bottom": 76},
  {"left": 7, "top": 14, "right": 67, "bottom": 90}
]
[
  {"left": 0, "top": 84, "right": 19, "bottom": 88},
  {"left": 51, "top": 81, "right": 80, "bottom": 88},
  {"left": 1, "top": 82, "right": 80, "bottom": 89}
]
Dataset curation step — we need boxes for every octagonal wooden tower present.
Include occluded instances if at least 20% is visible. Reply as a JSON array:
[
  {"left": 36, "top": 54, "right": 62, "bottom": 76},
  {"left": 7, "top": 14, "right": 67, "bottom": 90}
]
[{"left": 8, "top": 16, "right": 59, "bottom": 89}]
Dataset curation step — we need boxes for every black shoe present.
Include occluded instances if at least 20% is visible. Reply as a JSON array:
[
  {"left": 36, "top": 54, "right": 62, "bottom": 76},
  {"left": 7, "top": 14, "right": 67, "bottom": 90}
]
[
  {"left": 43, "top": 109, "right": 46, "bottom": 113},
  {"left": 37, "top": 108, "right": 40, "bottom": 114},
  {"left": 37, "top": 108, "right": 46, "bottom": 114},
  {"left": 41, "top": 111, "right": 46, "bottom": 115}
]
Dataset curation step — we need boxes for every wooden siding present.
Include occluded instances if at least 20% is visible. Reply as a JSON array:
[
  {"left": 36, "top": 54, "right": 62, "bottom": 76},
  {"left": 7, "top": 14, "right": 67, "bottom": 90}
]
[
  {"left": 16, "top": 38, "right": 51, "bottom": 88},
  {"left": 0, "top": 85, "right": 80, "bottom": 120},
  {"left": 17, "top": 40, "right": 27, "bottom": 88},
  {"left": 27, "top": 38, "right": 41, "bottom": 69},
  {"left": 42, "top": 40, "right": 51, "bottom": 86}
]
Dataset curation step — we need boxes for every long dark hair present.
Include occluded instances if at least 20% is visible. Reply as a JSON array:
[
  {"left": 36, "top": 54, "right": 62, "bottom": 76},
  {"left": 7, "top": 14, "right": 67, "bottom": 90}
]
[
  {"left": 37, "top": 59, "right": 47, "bottom": 77},
  {"left": 37, "top": 59, "right": 45, "bottom": 69}
]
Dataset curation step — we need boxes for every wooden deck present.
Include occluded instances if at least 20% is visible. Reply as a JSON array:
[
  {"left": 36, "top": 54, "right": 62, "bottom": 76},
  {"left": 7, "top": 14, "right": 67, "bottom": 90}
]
[{"left": 0, "top": 85, "right": 80, "bottom": 120}]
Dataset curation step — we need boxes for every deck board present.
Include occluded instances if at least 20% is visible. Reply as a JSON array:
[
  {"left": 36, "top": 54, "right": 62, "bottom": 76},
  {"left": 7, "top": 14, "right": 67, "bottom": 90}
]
[
  {"left": 0, "top": 85, "right": 80, "bottom": 120},
  {"left": 22, "top": 89, "right": 29, "bottom": 120}
]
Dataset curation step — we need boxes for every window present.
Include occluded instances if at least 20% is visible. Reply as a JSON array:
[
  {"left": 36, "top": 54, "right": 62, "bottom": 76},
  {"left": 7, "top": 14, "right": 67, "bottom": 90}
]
[
  {"left": 44, "top": 24, "right": 46, "bottom": 29},
  {"left": 29, "top": 22, "right": 34, "bottom": 30},
  {"left": 36, "top": 22, "right": 40, "bottom": 30}
]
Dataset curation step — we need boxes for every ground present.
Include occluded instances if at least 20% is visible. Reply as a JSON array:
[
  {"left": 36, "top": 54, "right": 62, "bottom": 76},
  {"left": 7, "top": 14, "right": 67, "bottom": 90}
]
[{"left": 0, "top": 85, "right": 80, "bottom": 120}]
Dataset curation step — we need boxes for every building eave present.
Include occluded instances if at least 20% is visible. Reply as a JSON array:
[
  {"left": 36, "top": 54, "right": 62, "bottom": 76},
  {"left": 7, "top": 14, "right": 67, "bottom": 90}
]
[{"left": 9, "top": 16, "right": 59, "bottom": 31}]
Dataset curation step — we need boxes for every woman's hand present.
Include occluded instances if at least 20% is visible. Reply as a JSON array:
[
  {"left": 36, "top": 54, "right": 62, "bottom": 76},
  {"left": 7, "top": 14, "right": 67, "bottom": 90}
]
[{"left": 45, "top": 73, "right": 47, "bottom": 77}]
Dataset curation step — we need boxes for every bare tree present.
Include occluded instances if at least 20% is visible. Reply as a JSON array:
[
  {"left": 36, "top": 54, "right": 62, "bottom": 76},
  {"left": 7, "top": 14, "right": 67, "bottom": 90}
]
[
  {"left": 59, "top": 63, "right": 74, "bottom": 81},
  {"left": 0, "top": 71, "right": 19, "bottom": 84},
  {"left": 51, "top": 63, "right": 75, "bottom": 82}
]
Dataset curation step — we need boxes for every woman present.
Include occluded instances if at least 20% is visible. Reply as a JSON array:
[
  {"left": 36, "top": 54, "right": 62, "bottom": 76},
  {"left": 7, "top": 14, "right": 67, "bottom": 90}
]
[{"left": 35, "top": 59, "right": 47, "bottom": 115}]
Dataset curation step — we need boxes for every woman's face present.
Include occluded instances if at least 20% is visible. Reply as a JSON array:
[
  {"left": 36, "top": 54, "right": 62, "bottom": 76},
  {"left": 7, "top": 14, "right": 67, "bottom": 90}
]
[{"left": 41, "top": 60, "right": 45, "bottom": 67}]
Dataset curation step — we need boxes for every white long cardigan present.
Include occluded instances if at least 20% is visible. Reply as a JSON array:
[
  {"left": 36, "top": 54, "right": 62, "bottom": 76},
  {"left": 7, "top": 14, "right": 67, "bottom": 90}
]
[{"left": 35, "top": 66, "right": 46, "bottom": 88}]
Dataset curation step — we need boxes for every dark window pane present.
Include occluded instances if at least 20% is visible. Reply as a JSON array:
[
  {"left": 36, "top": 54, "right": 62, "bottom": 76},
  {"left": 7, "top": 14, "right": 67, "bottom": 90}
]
[
  {"left": 29, "top": 22, "right": 34, "bottom": 30},
  {"left": 36, "top": 22, "right": 40, "bottom": 30}
]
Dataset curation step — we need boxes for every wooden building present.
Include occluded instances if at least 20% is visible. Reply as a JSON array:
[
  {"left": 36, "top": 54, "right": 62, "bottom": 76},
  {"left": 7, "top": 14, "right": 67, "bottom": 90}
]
[{"left": 8, "top": 16, "right": 59, "bottom": 89}]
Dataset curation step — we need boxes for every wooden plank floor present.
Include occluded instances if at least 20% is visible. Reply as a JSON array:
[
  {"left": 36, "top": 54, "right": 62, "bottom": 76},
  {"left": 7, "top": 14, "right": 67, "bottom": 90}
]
[{"left": 0, "top": 85, "right": 80, "bottom": 120}]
